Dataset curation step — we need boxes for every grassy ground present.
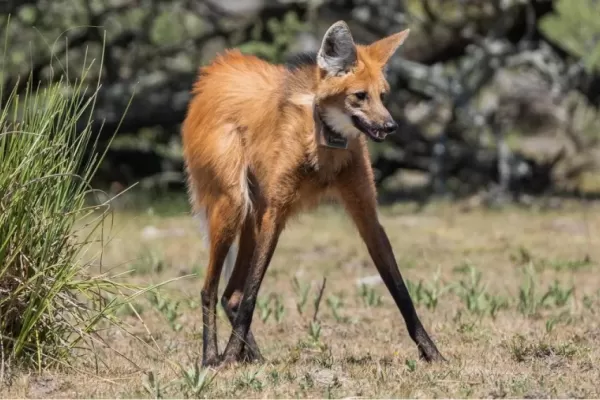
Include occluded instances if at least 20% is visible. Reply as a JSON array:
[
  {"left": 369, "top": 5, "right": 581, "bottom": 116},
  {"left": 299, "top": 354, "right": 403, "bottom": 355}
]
[{"left": 4, "top": 197, "right": 600, "bottom": 398}]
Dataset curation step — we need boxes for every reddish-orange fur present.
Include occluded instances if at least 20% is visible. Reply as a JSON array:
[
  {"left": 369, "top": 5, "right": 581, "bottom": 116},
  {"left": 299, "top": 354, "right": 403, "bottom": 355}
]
[
  {"left": 182, "top": 21, "right": 444, "bottom": 366},
  {"left": 183, "top": 32, "right": 407, "bottom": 219}
]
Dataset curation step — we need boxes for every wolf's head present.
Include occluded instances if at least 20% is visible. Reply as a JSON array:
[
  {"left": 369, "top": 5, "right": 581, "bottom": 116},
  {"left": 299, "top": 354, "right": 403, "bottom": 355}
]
[{"left": 314, "top": 21, "right": 409, "bottom": 143}]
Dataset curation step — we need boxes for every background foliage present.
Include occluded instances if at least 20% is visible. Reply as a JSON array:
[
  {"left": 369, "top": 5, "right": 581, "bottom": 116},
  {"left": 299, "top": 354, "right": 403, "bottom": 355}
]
[{"left": 3, "top": 0, "right": 600, "bottom": 205}]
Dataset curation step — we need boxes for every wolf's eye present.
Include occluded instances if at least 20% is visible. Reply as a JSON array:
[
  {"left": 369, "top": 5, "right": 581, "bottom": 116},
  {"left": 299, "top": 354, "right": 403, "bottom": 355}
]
[
  {"left": 380, "top": 92, "right": 388, "bottom": 102},
  {"left": 354, "top": 91, "right": 368, "bottom": 101}
]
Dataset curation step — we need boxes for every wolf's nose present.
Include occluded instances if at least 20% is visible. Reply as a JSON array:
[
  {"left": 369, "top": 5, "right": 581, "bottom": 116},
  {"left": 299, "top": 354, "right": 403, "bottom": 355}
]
[{"left": 382, "top": 120, "right": 398, "bottom": 134}]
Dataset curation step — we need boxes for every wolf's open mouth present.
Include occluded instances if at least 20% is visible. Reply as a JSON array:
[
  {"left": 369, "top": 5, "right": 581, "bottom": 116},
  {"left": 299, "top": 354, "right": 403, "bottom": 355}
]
[{"left": 351, "top": 115, "right": 386, "bottom": 142}]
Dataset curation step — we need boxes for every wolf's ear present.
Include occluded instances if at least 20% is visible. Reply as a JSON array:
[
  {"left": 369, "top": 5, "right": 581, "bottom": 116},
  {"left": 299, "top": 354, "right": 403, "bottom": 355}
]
[
  {"left": 317, "top": 21, "right": 357, "bottom": 77},
  {"left": 367, "top": 29, "right": 410, "bottom": 66}
]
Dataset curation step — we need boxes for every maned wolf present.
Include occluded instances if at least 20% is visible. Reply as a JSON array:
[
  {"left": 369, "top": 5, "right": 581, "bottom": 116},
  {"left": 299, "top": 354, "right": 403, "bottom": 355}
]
[{"left": 182, "top": 20, "right": 445, "bottom": 367}]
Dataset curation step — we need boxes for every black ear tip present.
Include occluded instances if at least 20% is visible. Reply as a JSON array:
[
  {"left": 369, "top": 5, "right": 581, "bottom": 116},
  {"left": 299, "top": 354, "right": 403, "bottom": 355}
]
[
  {"left": 330, "top": 20, "right": 349, "bottom": 30},
  {"left": 326, "top": 20, "right": 352, "bottom": 37}
]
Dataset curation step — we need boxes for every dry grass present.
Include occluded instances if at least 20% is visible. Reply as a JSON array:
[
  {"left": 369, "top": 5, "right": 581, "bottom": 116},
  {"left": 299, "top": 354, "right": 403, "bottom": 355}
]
[{"left": 3, "top": 198, "right": 600, "bottom": 398}]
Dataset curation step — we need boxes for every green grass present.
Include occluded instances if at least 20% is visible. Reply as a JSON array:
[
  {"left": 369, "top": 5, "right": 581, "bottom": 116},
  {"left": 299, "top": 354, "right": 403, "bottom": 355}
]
[{"left": 0, "top": 30, "right": 152, "bottom": 374}]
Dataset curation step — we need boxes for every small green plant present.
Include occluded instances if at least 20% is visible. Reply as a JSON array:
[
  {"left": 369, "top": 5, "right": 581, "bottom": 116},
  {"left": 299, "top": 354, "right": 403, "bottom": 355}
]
[
  {"left": 426, "top": 269, "right": 452, "bottom": 310},
  {"left": 268, "top": 369, "right": 280, "bottom": 385},
  {"left": 510, "top": 246, "right": 593, "bottom": 272},
  {"left": 314, "top": 348, "right": 334, "bottom": 368},
  {"left": 177, "top": 360, "right": 215, "bottom": 398},
  {"left": 545, "top": 317, "right": 558, "bottom": 334},
  {"left": 292, "top": 276, "right": 311, "bottom": 315},
  {"left": 406, "top": 279, "right": 425, "bottom": 306},
  {"left": 326, "top": 294, "right": 349, "bottom": 323},
  {"left": 508, "top": 334, "right": 531, "bottom": 362},
  {"left": 547, "top": 256, "right": 592, "bottom": 272},
  {"left": 274, "top": 295, "right": 286, "bottom": 323},
  {"left": 257, "top": 296, "right": 273, "bottom": 323},
  {"left": 187, "top": 299, "right": 200, "bottom": 310},
  {"left": 142, "top": 371, "right": 163, "bottom": 399},
  {"left": 454, "top": 264, "right": 508, "bottom": 318},
  {"left": 308, "top": 320, "right": 322, "bottom": 343},
  {"left": 407, "top": 269, "right": 452, "bottom": 311},
  {"left": 237, "top": 368, "right": 265, "bottom": 391},
  {"left": 148, "top": 291, "right": 182, "bottom": 332},
  {"left": 455, "top": 265, "right": 487, "bottom": 313},
  {"left": 359, "top": 284, "right": 383, "bottom": 307},
  {"left": 541, "top": 280, "right": 574, "bottom": 308},
  {"left": 517, "top": 264, "right": 542, "bottom": 317},
  {"left": 510, "top": 246, "right": 533, "bottom": 265},
  {"left": 487, "top": 294, "right": 510, "bottom": 319},
  {"left": 518, "top": 265, "right": 575, "bottom": 317},
  {"left": 582, "top": 294, "right": 596, "bottom": 311},
  {"left": 256, "top": 293, "right": 285, "bottom": 324},
  {"left": 546, "top": 310, "right": 575, "bottom": 334},
  {"left": 405, "top": 358, "right": 417, "bottom": 372},
  {"left": 507, "top": 334, "right": 577, "bottom": 362},
  {"left": 129, "top": 247, "right": 167, "bottom": 275}
]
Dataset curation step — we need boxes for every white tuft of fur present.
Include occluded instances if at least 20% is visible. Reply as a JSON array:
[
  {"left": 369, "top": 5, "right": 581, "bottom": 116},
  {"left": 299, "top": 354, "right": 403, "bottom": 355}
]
[
  {"left": 240, "top": 167, "right": 253, "bottom": 220},
  {"left": 290, "top": 93, "right": 315, "bottom": 107},
  {"left": 195, "top": 208, "right": 238, "bottom": 284},
  {"left": 322, "top": 107, "right": 362, "bottom": 138}
]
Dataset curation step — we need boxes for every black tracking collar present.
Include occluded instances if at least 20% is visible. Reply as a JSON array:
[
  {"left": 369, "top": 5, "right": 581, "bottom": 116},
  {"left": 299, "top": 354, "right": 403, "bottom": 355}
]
[{"left": 314, "top": 107, "right": 349, "bottom": 150}]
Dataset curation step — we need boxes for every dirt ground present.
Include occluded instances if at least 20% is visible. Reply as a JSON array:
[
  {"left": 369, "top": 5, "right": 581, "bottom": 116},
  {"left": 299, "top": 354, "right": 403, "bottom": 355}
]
[{"left": 4, "top": 198, "right": 600, "bottom": 398}]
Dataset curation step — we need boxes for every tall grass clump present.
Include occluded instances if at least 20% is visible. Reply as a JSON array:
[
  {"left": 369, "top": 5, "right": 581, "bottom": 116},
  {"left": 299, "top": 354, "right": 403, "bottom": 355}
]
[{"left": 0, "top": 36, "right": 137, "bottom": 370}]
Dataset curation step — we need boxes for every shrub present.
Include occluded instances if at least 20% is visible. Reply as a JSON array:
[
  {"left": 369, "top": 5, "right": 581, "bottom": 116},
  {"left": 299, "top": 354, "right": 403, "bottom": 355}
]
[{"left": 0, "top": 43, "right": 135, "bottom": 370}]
